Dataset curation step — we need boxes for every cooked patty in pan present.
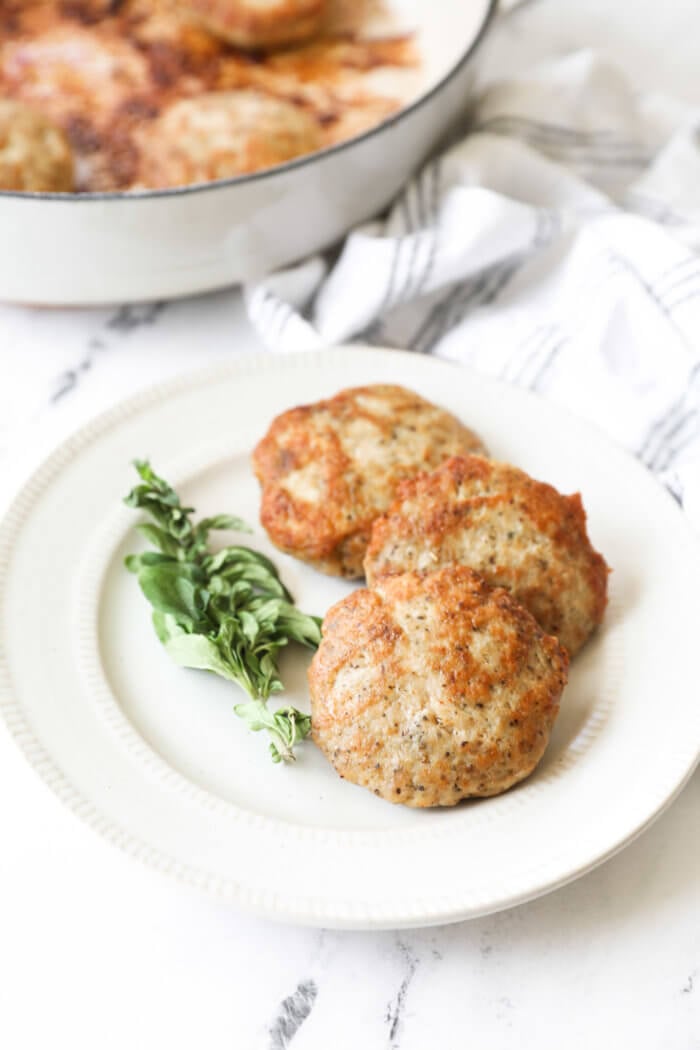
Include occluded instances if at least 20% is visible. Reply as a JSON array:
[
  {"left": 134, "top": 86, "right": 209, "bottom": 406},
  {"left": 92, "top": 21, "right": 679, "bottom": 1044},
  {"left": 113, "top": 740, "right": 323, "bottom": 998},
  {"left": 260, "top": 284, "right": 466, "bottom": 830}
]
[
  {"left": 139, "top": 89, "right": 322, "bottom": 185},
  {"left": 176, "top": 0, "right": 328, "bottom": 49},
  {"left": 0, "top": 99, "right": 74, "bottom": 191}
]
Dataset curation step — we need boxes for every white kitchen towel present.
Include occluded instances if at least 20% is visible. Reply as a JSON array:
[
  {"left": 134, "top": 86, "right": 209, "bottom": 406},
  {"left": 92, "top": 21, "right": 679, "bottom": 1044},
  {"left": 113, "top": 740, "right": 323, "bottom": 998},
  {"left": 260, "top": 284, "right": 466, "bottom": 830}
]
[{"left": 245, "top": 51, "right": 700, "bottom": 528}]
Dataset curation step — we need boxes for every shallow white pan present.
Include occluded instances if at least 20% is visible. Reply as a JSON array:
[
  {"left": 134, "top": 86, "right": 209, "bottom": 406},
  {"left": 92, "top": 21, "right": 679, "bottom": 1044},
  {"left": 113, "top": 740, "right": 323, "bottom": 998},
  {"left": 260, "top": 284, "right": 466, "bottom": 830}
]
[{"left": 0, "top": 0, "right": 496, "bottom": 305}]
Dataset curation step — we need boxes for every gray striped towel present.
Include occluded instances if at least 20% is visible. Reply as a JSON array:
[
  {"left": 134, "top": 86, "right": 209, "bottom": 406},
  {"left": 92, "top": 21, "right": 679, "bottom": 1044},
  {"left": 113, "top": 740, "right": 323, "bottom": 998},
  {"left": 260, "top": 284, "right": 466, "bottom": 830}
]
[{"left": 245, "top": 51, "right": 700, "bottom": 528}]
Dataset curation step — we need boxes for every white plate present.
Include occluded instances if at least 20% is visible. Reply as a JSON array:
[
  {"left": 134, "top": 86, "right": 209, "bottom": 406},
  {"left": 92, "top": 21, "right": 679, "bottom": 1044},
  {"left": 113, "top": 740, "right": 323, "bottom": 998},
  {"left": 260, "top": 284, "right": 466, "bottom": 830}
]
[{"left": 1, "top": 348, "right": 698, "bottom": 929}]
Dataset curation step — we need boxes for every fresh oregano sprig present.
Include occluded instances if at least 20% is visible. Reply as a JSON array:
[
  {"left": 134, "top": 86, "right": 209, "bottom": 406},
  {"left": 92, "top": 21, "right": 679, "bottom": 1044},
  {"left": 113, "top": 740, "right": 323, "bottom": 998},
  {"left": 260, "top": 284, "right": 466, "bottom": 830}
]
[{"left": 124, "top": 460, "right": 321, "bottom": 763}]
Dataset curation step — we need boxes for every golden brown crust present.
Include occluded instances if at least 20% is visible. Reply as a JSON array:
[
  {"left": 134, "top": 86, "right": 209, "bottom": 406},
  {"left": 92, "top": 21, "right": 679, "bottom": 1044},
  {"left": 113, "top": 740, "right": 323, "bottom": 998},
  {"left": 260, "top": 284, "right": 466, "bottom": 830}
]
[
  {"left": 364, "top": 454, "right": 610, "bottom": 655},
  {"left": 0, "top": 100, "right": 74, "bottom": 191},
  {"left": 176, "top": 0, "right": 327, "bottom": 49},
  {"left": 309, "top": 566, "right": 569, "bottom": 807},
  {"left": 138, "top": 90, "right": 322, "bottom": 186},
  {"left": 252, "top": 385, "right": 487, "bottom": 577}
]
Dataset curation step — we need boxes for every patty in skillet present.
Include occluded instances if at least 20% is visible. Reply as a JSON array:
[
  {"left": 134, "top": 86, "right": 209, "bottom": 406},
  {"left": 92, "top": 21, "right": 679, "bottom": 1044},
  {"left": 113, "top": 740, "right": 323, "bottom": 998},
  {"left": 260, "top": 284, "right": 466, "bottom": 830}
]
[
  {"left": 252, "top": 385, "right": 487, "bottom": 577},
  {"left": 0, "top": 100, "right": 74, "bottom": 191},
  {"left": 364, "top": 454, "right": 609, "bottom": 656},
  {"left": 138, "top": 89, "right": 323, "bottom": 186},
  {"left": 308, "top": 566, "right": 569, "bottom": 807},
  {"left": 176, "top": 0, "right": 328, "bottom": 49}
]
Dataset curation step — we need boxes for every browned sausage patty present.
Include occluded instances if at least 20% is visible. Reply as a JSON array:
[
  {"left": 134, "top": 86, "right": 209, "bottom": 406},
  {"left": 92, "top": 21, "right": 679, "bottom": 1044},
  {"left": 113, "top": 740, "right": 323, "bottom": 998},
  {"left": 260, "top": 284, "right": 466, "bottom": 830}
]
[
  {"left": 252, "top": 385, "right": 487, "bottom": 578},
  {"left": 138, "top": 90, "right": 322, "bottom": 187},
  {"left": 176, "top": 0, "right": 327, "bottom": 49},
  {"left": 364, "top": 455, "right": 609, "bottom": 656},
  {"left": 0, "top": 99, "right": 74, "bottom": 192},
  {"left": 308, "top": 566, "right": 569, "bottom": 807}
]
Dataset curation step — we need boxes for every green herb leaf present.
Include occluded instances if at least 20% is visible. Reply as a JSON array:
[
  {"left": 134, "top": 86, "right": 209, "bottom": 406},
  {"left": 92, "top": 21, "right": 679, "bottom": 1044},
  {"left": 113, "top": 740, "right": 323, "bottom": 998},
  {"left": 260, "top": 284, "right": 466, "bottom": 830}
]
[
  {"left": 152, "top": 610, "right": 182, "bottom": 645},
  {"left": 137, "top": 563, "right": 206, "bottom": 629},
  {"left": 196, "top": 514, "right": 252, "bottom": 536},
  {"left": 165, "top": 633, "right": 239, "bottom": 681},
  {"left": 136, "top": 523, "right": 183, "bottom": 558}
]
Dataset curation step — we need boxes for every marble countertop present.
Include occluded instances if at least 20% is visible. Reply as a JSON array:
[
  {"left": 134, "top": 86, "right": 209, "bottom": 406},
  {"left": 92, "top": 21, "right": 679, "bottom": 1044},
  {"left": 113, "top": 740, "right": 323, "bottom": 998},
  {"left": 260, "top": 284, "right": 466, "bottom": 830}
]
[{"left": 1, "top": 2, "right": 698, "bottom": 1048}]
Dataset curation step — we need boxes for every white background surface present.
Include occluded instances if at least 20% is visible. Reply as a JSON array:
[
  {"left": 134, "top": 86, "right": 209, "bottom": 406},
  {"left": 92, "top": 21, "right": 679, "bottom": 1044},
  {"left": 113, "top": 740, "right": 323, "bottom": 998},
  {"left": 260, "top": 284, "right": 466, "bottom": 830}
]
[{"left": 1, "top": 2, "right": 699, "bottom": 1047}]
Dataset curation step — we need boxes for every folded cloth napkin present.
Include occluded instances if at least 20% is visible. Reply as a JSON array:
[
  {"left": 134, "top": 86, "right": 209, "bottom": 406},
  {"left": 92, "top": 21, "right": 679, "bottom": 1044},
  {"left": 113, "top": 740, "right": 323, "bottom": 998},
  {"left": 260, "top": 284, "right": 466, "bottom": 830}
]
[{"left": 245, "top": 51, "right": 700, "bottom": 529}]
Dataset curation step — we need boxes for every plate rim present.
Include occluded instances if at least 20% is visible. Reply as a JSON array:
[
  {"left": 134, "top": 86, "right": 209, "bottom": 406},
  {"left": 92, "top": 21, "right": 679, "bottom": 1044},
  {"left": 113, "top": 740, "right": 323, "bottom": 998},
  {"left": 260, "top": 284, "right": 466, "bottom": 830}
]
[{"left": 1, "top": 346, "right": 699, "bottom": 930}]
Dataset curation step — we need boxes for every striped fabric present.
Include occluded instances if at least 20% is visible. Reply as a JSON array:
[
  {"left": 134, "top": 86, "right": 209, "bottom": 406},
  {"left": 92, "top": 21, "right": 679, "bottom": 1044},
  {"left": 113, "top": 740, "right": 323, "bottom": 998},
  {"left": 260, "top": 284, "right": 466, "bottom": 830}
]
[{"left": 245, "top": 52, "right": 700, "bottom": 528}]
